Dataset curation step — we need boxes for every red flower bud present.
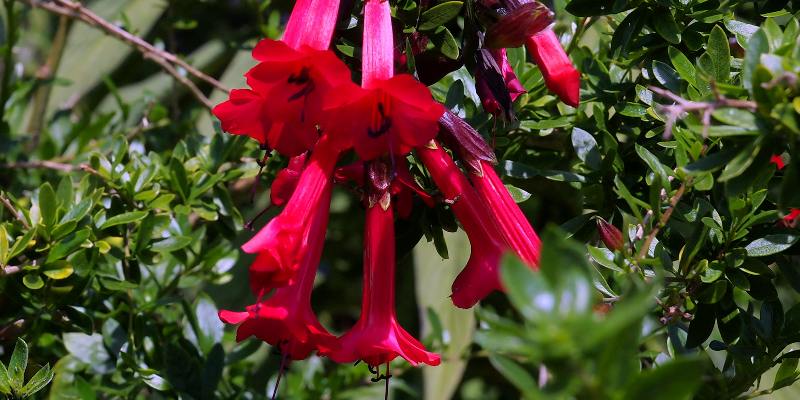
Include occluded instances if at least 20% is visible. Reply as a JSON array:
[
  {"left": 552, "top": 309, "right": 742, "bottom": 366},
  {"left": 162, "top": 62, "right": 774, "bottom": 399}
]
[
  {"left": 596, "top": 217, "right": 624, "bottom": 251},
  {"left": 525, "top": 29, "right": 580, "bottom": 107},
  {"left": 480, "top": 0, "right": 554, "bottom": 49}
]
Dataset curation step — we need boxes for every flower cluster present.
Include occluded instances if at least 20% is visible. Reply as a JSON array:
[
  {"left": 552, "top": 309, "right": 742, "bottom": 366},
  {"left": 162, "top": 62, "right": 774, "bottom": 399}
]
[{"left": 213, "top": 0, "right": 578, "bottom": 380}]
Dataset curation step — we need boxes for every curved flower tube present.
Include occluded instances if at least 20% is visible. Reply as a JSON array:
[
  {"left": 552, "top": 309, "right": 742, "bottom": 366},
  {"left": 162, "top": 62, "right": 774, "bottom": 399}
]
[
  {"left": 325, "top": 203, "right": 440, "bottom": 367},
  {"left": 219, "top": 188, "right": 335, "bottom": 360},
  {"left": 243, "top": 136, "right": 339, "bottom": 293},
  {"left": 270, "top": 153, "right": 307, "bottom": 207},
  {"left": 324, "top": 0, "right": 444, "bottom": 160},
  {"left": 213, "top": 0, "right": 351, "bottom": 156},
  {"left": 416, "top": 141, "right": 508, "bottom": 309},
  {"left": 470, "top": 160, "right": 541, "bottom": 266},
  {"left": 525, "top": 29, "right": 580, "bottom": 107}
]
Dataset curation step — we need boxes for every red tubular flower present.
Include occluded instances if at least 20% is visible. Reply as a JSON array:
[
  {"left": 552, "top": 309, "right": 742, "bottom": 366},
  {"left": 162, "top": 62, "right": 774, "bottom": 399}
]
[
  {"left": 771, "top": 154, "right": 786, "bottom": 170},
  {"left": 525, "top": 29, "right": 580, "bottom": 107},
  {"left": 324, "top": 0, "right": 444, "bottom": 160},
  {"left": 219, "top": 191, "right": 335, "bottom": 360},
  {"left": 270, "top": 154, "right": 307, "bottom": 207},
  {"left": 476, "top": 49, "right": 526, "bottom": 117},
  {"left": 243, "top": 137, "right": 339, "bottom": 293},
  {"left": 213, "top": 0, "right": 351, "bottom": 156},
  {"left": 781, "top": 209, "right": 800, "bottom": 228},
  {"left": 470, "top": 160, "right": 541, "bottom": 266},
  {"left": 595, "top": 217, "right": 624, "bottom": 251},
  {"left": 416, "top": 142, "right": 508, "bottom": 308},
  {"left": 325, "top": 203, "right": 440, "bottom": 367}
]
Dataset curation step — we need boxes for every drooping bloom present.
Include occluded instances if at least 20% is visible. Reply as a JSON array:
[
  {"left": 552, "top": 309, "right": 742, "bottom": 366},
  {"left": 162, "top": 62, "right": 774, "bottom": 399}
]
[
  {"left": 479, "top": 0, "right": 554, "bottom": 49},
  {"left": 476, "top": 48, "right": 527, "bottom": 118},
  {"left": 243, "top": 136, "right": 339, "bottom": 294},
  {"left": 438, "top": 111, "right": 541, "bottom": 267},
  {"left": 324, "top": 0, "right": 445, "bottom": 160},
  {"left": 416, "top": 141, "right": 508, "bottom": 308},
  {"left": 470, "top": 160, "right": 541, "bottom": 266},
  {"left": 596, "top": 217, "right": 624, "bottom": 251},
  {"left": 219, "top": 189, "right": 335, "bottom": 360},
  {"left": 213, "top": 0, "right": 351, "bottom": 156},
  {"left": 270, "top": 154, "right": 307, "bottom": 207},
  {"left": 325, "top": 202, "right": 440, "bottom": 367},
  {"left": 525, "top": 29, "right": 580, "bottom": 107}
]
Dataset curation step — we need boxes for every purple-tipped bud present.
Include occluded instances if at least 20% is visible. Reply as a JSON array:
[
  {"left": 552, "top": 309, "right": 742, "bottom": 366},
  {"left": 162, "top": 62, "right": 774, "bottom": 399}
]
[
  {"left": 596, "top": 217, "right": 624, "bottom": 251},
  {"left": 438, "top": 110, "right": 497, "bottom": 175}
]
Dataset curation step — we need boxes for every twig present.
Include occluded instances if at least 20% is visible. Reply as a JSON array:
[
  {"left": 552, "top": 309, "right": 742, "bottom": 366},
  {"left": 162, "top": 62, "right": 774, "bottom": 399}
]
[
  {"left": 0, "top": 159, "right": 78, "bottom": 171},
  {"left": 649, "top": 86, "right": 757, "bottom": 138},
  {"left": 26, "top": 14, "right": 70, "bottom": 150},
  {"left": 0, "top": 193, "right": 30, "bottom": 229},
  {"left": 22, "top": 0, "right": 230, "bottom": 109},
  {"left": 636, "top": 181, "right": 689, "bottom": 261},
  {"left": 0, "top": 265, "right": 21, "bottom": 276}
]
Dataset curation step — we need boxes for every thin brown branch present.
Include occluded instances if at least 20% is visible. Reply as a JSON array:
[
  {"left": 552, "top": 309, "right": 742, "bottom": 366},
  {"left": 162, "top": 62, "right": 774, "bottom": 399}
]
[
  {"left": 0, "top": 193, "right": 31, "bottom": 229},
  {"left": 637, "top": 181, "right": 689, "bottom": 261},
  {"left": 649, "top": 86, "right": 757, "bottom": 138},
  {"left": 0, "top": 159, "right": 78, "bottom": 171},
  {"left": 22, "top": 0, "right": 229, "bottom": 109}
]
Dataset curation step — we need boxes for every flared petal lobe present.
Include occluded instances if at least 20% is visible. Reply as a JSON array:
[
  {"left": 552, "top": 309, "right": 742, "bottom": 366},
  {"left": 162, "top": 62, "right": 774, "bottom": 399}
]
[
  {"left": 244, "top": 40, "right": 352, "bottom": 156},
  {"left": 243, "top": 137, "right": 339, "bottom": 293},
  {"left": 417, "top": 142, "right": 508, "bottom": 308},
  {"left": 325, "top": 75, "right": 444, "bottom": 160},
  {"left": 212, "top": 89, "right": 270, "bottom": 143},
  {"left": 325, "top": 205, "right": 440, "bottom": 367},
  {"left": 525, "top": 29, "right": 580, "bottom": 107},
  {"left": 219, "top": 190, "right": 335, "bottom": 360}
]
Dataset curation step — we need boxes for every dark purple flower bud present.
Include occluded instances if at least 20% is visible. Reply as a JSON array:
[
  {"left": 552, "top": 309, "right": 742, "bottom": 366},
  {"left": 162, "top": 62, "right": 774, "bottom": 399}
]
[
  {"left": 478, "top": 0, "right": 554, "bottom": 49},
  {"left": 438, "top": 110, "right": 497, "bottom": 175},
  {"left": 596, "top": 217, "right": 624, "bottom": 251}
]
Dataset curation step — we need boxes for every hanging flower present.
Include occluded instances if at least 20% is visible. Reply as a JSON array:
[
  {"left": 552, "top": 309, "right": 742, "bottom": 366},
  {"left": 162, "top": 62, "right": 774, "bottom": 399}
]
[
  {"left": 243, "top": 136, "right": 339, "bottom": 293},
  {"left": 325, "top": 198, "right": 440, "bottom": 367},
  {"left": 525, "top": 29, "right": 580, "bottom": 107},
  {"left": 476, "top": 48, "right": 527, "bottom": 118},
  {"left": 219, "top": 190, "right": 335, "bottom": 360},
  {"left": 416, "top": 141, "right": 508, "bottom": 309},
  {"left": 270, "top": 154, "right": 307, "bottom": 207},
  {"left": 324, "top": 0, "right": 444, "bottom": 160},
  {"left": 470, "top": 160, "right": 541, "bottom": 266},
  {"left": 213, "top": 0, "right": 351, "bottom": 156}
]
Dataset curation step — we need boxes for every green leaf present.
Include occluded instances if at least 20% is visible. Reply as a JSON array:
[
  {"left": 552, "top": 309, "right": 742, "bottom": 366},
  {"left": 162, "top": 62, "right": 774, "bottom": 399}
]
[
  {"left": 99, "top": 211, "right": 148, "bottom": 230},
  {"left": 698, "top": 281, "right": 728, "bottom": 304},
  {"left": 98, "top": 276, "right": 139, "bottom": 291},
  {"left": 0, "top": 225, "right": 7, "bottom": 265},
  {"left": 38, "top": 182, "right": 58, "bottom": 228},
  {"left": 668, "top": 46, "right": 697, "bottom": 87},
  {"left": 47, "top": 228, "right": 91, "bottom": 263},
  {"left": 623, "top": 358, "right": 706, "bottom": 400},
  {"left": 652, "top": 60, "right": 681, "bottom": 93},
  {"left": 651, "top": 11, "right": 681, "bottom": 44},
  {"left": 565, "top": 0, "right": 620, "bottom": 16},
  {"left": 635, "top": 144, "right": 671, "bottom": 189},
  {"left": 502, "top": 160, "right": 586, "bottom": 183},
  {"left": 418, "top": 1, "right": 462, "bottom": 31},
  {"left": 23, "top": 274, "right": 44, "bottom": 290},
  {"left": 706, "top": 25, "right": 731, "bottom": 82},
  {"left": 43, "top": 263, "right": 74, "bottom": 280},
  {"left": 431, "top": 27, "right": 459, "bottom": 60},
  {"left": 718, "top": 139, "right": 762, "bottom": 182},
  {"left": 743, "top": 29, "right": 769, "bottom": 91},
  {"left": 571, "top": 127, "right": 602, "bottom": 170},
  {"left": 8, "top": 227, "right": 36, "bottom": 260},
  {"left": 488, "top": 355, "right": 537, "bottom": 397},
  {"left": 774, "top": 358, "right": 799, "bottom": 390},
  {"left": 8, "top": 338, "right": 28, "bottom": 392},
  {"left": 150, "top": 235, "right": 193, "bottom": 252},
  {"left": 61, "top": 198, "right": 93, "bottom": 223},
  {"left": 0, "top": 361, "right": 10, "bottom": 395},
  {"left": 504, "top": 185, "right": 531, "bottom": 203},
  {"left": 20, "top": 364, "right": 54, "bottom": 397},
  {"left": 501, "top": 254, "right": 551, "bottom": 320},
  {"left": 745, "top": 234, "right": 799, "bottom": 257}
]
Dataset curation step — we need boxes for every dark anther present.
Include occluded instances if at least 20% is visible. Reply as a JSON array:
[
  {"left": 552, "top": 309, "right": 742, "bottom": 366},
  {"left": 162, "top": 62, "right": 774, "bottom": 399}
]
[
  {"left": 367, "top": 102, "right": 392, "bottom": 138},
  {"left": 367, "top": 364, "right": 379, "bottom": 375},
  {"left": 287, "top": 66, "right": 315, "bottom": 102},
  {"left": 353, "top": 360, "right": 361, "bottom": 366}
]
